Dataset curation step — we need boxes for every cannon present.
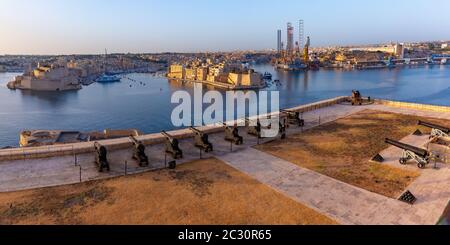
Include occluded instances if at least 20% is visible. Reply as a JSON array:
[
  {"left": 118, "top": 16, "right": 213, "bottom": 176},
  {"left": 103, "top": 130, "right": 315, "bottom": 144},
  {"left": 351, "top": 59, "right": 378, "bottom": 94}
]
[
  {"left": 189, "top": 127, "right": 213, "bottom": 152},
  {"left": 129, "top": 136, "right": 149, "bottom": 167},
  {"left": 281, "top": 109, "right": 305, "bottom": 127},
  {"left": 418, "top": 120, "right": 450, "bottom": 139},
  {"left": 94, "top": 142, "right": 110, "bottom": 172},
  {"left": 385, "top": 138, "right": 430, "bottom": 169},
  {"left": 223, "top": 123, "right": 243, "bottom": 145},
  {"left": 351, "top": 90, "right": 363, "bottom": 106},
  {"left": 161, "top": 131, "right": 183, "bottom": 159},
  {"left": 245, "top": 118, "right": 261, "bottom": 138}
]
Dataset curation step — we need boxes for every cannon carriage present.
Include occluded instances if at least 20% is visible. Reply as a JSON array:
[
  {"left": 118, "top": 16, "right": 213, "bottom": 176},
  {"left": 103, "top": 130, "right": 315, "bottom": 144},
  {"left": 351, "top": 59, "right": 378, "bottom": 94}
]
[
  {"left": 223, "top": 123, "right": 243, "bottom": 145},
  {"left": 94, "top": 142, "right": 110, "bottom": 172},
  {"left": 280, "top": 109, "right": 305, "bottom": 127},
  {"left": 161, "top": 131, "right": 183, "bottom": 159},
  {"left": 385, "top": 138, "right": 431, "bottom": 169},
  {"left": 129, "top": 136, "right": 149, "bottom": 167},
  {"left": 189, "top": 127, "right": 213, "bottom": 152},
  {"left": 246, "top": 116, "right": 288, "bottom": 139},
  {"left": 418, "top": 120, "right": 450, "bottom": 139},
  {"left": 341, "top": 90, "right": 372, "bottom": 106},
  {"left": 245, "top": 118, "right": 262, "bottom": 138},
  {"left": 351, "top": 90, "right": 363, "bottom": 105}
]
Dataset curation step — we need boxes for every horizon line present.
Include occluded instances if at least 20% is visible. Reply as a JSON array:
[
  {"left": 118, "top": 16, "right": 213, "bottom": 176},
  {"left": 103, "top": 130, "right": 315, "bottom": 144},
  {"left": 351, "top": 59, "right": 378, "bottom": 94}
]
[{"left": 1, "top": 38, "right": 449, "bottom": 56}]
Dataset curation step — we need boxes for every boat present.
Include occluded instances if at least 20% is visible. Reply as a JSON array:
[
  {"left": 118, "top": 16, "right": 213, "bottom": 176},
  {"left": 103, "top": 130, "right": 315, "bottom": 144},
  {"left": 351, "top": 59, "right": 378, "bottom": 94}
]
[
  {"left": 96, "top": 74, "right": 121, "bottom": 83},
  {"left": 96, "top": 48, "right": 122, "bottom": 83},
  {"left": 275, "top": 59, "right": 308, "bottom": 71}
]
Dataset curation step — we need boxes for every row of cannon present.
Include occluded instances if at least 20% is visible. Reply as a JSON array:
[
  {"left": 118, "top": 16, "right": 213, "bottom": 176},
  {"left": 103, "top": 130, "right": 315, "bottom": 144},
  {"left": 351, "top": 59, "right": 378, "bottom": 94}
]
[
  {"left": 92, "top": 109, "right": 305, "bottom": 172},
  {"left": 93, "top": 136, "right": 149, "bottom": 173}
]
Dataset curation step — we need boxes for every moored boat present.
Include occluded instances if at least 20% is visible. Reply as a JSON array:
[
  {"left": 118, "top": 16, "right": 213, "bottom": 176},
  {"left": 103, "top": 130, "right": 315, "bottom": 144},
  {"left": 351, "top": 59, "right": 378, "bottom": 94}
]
[{"left": 96, "top": 74, "right": 121, "bottom": 83}]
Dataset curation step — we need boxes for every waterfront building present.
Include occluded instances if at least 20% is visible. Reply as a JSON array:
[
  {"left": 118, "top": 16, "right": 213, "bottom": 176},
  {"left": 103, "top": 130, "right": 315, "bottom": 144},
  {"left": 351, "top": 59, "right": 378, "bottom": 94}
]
[
  {"left": 277, "top": 30, "right": 282, "bottom": 53},
  {"left": 227, "top": 70, "right": 262, "bottom": 87},
  {"left": 185, "top": 67, "right": 197, "bottom": 80},
  {"left": 196, "top": 67, "right": 208, "bottom": 81},
  {"left": 394, "top": 43, "right": 405, "bottom": 58},
  {"left": 7, "top": 62, "right": 82, "bottom": 91},
  {"left": 349, "top": 44, "right": 400, "bottom": 55},
  {"left": 167, "top": 64, "right": 185, "bottom": 79}
]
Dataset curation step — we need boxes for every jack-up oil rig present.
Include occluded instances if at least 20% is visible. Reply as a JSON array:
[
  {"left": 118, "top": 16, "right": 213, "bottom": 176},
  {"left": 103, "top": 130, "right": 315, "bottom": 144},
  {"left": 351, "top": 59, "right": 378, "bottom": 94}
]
[{"left": 273, "top": 20, "right": 318, "bottom": 71}]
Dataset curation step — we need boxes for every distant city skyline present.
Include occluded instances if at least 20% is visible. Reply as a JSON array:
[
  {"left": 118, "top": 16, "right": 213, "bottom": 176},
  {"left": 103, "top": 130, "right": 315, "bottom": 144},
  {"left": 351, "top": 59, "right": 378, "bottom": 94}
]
[{"left": 1, "top": 0, "right": 449, "bottom": 55}]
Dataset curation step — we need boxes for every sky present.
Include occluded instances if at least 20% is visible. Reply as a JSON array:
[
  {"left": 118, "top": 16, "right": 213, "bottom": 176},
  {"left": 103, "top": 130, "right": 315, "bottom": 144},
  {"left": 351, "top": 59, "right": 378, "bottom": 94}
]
[{"left": 1, "top": 0, "right": 449, "bottom": 54}]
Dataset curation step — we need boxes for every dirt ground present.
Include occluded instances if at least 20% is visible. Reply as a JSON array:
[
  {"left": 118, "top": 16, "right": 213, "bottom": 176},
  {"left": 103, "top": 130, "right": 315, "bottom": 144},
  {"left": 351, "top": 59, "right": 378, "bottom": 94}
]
[
  {"left": 256, "top": 110, "right": 450, "bottom": 198},
  {"left": 0, "top": 158, "right": 336, "bottom": 225}
]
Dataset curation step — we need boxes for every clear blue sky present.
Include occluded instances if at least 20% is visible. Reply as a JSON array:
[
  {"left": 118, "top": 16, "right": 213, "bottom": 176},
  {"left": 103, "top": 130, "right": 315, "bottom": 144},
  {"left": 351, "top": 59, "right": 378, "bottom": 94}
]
[{"left": 1, "top": 0, "right": 449, "bottom": 54}]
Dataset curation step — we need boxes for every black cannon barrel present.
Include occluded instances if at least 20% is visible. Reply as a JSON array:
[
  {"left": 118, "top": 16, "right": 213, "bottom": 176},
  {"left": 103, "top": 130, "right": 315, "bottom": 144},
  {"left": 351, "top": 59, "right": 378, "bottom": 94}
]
[
  {"left": 418, "top": 120, "right": 450, "bottom": 134},
  {"left": 129, "top": 135, "right": 139, "bottom": 144},
  {"left": 222, "top": 122, "right": 237, "bottom": 128},
  {"left": 280, "top": 109, "right": 292, "bottom": 113},
  {"left": 281, "top": 109, "right": 299, "bottom": 113},
  {"left": 94, "top": 141, "right": 103, "bottom": 149},
  {"left": 161, "top": 131, "right": 173, "bottom": 139},
  {"left": 189, "top": 127, "right": 202, "bottom": 134},
  {"left": 385, "top": 138, "right": 429, "bottom": 158},
  {"left": 245, "top": 118, "right": 254, "bottom": 123}
]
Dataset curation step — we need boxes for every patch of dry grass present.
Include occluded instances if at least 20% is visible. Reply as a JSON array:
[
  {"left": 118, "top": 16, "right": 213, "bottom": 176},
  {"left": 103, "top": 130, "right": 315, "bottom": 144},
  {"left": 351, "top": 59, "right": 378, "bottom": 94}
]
[
  {"left": 256, "top": 110, "right": 450, "bottom": 198},
  {"left": 0, "top": 158, "right": 336, "bottom": 225}
]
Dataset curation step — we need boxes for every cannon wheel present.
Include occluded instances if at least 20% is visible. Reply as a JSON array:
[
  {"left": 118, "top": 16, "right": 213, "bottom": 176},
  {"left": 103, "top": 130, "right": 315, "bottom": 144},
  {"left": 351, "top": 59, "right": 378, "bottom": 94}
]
[
  {"left": 417, "top": 162, "right": 426, "bottom": 169},
  {"left": 399, "top": 158, "right": 408, "bottom": 165}
]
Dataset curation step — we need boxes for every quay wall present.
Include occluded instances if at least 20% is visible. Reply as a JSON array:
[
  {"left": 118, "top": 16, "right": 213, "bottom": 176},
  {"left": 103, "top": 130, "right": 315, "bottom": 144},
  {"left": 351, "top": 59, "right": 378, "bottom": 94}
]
[{"left": 0, "top": 96, "right": 449, "bottom": 162}]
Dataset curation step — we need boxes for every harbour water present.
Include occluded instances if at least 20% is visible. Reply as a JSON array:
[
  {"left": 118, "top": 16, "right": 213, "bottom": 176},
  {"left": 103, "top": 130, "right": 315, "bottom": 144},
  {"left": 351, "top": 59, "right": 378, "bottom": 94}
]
[{"left": 0, "top": 64, "right": 449, "bottom": 147}]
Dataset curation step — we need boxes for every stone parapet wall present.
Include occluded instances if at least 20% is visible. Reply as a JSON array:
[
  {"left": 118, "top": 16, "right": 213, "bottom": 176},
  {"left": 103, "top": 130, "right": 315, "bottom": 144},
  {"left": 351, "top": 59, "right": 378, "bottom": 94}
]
[
  {"left": 375, "top": 99, "right": 450, "bottom": 113},
  {"left": 290, "top": 96, "right": 348, "bottom": 113}
]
